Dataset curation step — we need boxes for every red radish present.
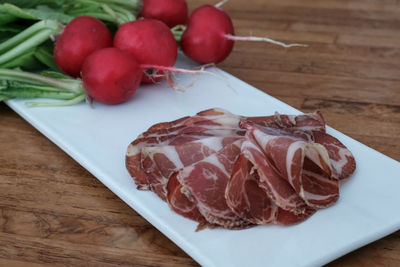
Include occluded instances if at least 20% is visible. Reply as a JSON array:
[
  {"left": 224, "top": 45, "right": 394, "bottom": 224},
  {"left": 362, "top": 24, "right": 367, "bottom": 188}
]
[
  {"left": 181, "top": 5, "right": 305, "bottom": 64},
  {"left": 54, "top": 16, "right": 112, "bottom": 77},
  {"left": 81, "top": 48, "right": 143, "bottom": 105},
  {"left": 140, "top": 0, "right": 188, "bottom": 28},
  {"left": 114, "top": 19, "right": 178, "bottom": 84},
  {"left": 181, "top": 5, "right": 233, "bottom": 64}
]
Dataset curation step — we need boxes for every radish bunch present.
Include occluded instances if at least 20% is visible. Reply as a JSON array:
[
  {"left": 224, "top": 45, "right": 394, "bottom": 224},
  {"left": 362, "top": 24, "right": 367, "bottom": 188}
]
[
  {"left": 52, "top": 0, "right": 304, "bottom": 105},
  {"left": 54, "top": 16, "right": 179, "bottom": 104}
]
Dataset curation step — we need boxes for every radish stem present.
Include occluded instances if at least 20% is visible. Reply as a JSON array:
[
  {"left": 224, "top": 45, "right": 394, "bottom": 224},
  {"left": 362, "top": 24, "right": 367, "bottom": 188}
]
[
  {"left": 225, "top": 34, "right": 307, "bottom": 48},
  {"left": 0, "top": 69, "right": 86, "bottom": 106},
  {"left": 0, "top": 20, "right": 61, "bottom": 54},
  {"left": 0, "top": 20, "right": 62, "bottom": 67},
  {"left": 0, "top": 29, "right": 54, "bottom": 66},
  {"left": 34, "top": 45, "right": 58, "bottom": 70},
  {"left": 100, "top": 4, "right": 125, "bottom": 25},
  {"left": 1, "top": 88, "right": 78, "bottom": 100},
  {"left": 26, "top": 93, "right": 87, "bottom": 107},
  {"left": 171, "top": 24, "right": 186, "bottom": 42},
  {"left": 0, "top": 69, "right": 84, "bottom": 94}
]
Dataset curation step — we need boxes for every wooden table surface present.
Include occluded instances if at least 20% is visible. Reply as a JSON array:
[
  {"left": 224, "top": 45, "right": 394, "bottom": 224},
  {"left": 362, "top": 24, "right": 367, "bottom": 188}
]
[{"left": 1, "top": 0, "right": 400, "bottom": 266}]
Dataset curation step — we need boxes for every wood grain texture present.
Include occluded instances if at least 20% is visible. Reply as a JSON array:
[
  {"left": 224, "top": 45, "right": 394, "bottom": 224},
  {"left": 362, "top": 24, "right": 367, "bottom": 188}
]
[{"left": 0, "top": 0, "right": 399, "bottom": 266}]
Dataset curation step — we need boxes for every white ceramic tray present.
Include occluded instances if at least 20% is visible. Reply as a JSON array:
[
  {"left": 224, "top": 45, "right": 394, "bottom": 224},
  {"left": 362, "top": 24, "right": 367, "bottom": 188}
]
[{"left": 6, "top": 56, "right": 400, "bottom": 267}]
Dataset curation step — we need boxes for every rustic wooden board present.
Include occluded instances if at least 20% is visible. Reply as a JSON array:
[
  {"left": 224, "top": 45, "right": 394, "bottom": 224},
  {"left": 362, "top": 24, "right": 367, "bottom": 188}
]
[{"left": 1, "top": 0, "right": 399, "bottom": 266}]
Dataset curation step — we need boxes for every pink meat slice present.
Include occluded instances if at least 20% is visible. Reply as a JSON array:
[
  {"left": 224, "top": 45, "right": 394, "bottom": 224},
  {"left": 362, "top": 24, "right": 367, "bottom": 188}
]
[
  {"left": 126, "top": 108, "right": 244, "bottom": 190},
  {"left": 126, "top": 109, "right": 326, "bottom": 190},
  {"left": 123, "top": 108, "right": 357, "bottom": 230},
  {"left": 312, "top": 131, "right": 356, "bottom": 180},
  {"left": 225, "top": 154, "right": 279, "bottom": 224},
  {"left": 127, "top": 128, "right": 245, "bottom": 189},
  {"left": 177, "top": 140, "right": 250, "bottom": 228},
  {"left": 143, "top": 108, "right": 234, "bottom": 132},
  {"left": 226, "top": 153, "right": 316, "bottom": 225},
  {"left": 242, "top": 121, "right": 339, "bottom": 209},
  {"left": 276, "top": 208, "right": 316, "bottom": 225},
  {"left": 247, "top": 111, "right": 355, "bottom": 180},
  {"left": 239, "top": 132, "right": 309, "bottom": 213},
  {"left": 167, "top": 172, "right": 208, "bottom": 227},
  {"left": 141, "top": 136, "right": 240, "bottom": 200},
  {"left": 126, "top": 134, "right": 201, "bottom": 190},
  {"left": 246, "top": 111, "right": 326, "bottom": 132},
  {"left": 142, "top": 108, "right": 242, "bottom": 138}
]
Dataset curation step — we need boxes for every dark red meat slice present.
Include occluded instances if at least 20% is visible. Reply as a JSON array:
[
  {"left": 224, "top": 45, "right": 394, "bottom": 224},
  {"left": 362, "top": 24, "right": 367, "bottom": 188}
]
[
  {"left": 226, "top": 154, "right": 316, "bottom": 225},
  {"left": 126, "top": 134, "right": 201, "bottom": 189},
  {"left": 177, "top": 140, "right": 250, "bottom": 228},
  {"left": 167, "top": 173, "right": 208, "bottom": 227},
  {"left": 247, "top": 111, "right": 325, "bottom": 132},
  {"left": 312, "top": 131, "right": 356, "bottom": 180},
  {"left": 126, "top": 108, "right": 243, "bottom": 190},
  {"left": 142, "top": 108, "right": 242, "bottom": 138},
  {"left": 276, "top": 207, "right": 316, "bottom": 225},
  {"left": 225, "top": 154, "right": 278, "bottom": 224},
  {"left": 239, "top": 133, "right": 309, "bottom": 213},
  {"left": 125, "top": 108, "right": 356, "bottom": 230},
  {"left": 141, "top": 136, "right": 240, "bottom": 200},
  {"left": 242, "top": 121, "right": 339, "bottom": 209}
]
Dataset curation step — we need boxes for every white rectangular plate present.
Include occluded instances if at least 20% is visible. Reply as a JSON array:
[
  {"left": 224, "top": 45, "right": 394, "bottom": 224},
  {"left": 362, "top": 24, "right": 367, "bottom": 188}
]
[{"left": 6, "top": 56, "right": 400, "bottom": 267}]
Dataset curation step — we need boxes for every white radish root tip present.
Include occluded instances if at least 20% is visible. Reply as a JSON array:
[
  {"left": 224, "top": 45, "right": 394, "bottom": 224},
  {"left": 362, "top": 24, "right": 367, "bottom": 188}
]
[
  {"left": 215, "top": 0, "right": 230, "bottom": 8},
  {"left": 166, "top": 72, "right": 201, "bottom": 92},
  {"left": 141, "top": 64, "right": 233, "bottom": 92},
  {"left": 225, "top": 34, "right": 308, "bottom": 48},
  {"left": 86, "top": 95, "right": 95, "bottom": 108}
]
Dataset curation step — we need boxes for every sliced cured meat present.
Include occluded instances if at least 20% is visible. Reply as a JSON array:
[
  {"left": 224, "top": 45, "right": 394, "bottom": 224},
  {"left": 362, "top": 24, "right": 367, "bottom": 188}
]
[
  {"left": 247, "top": 111, "right": 355, "bottom": 180},
  {"left": 125, "top": 108, "right": 356, "bottom": 230},
  {"left": 247, "top": 111, "right": 326, "bottom": 132},
  {"left": 143, "top": 108, "right": 234, "bottom": 133},
  {"left": 312, "top": 131, "right": 356, "bottom": 180},
  {"left": 167, "top": 172, "right": 208, "bottom": 227},
  {"left": 226, "top": 154, "right": 316, "bottom": 225},
  {"left": 177, "top": 140, "right": 249, "bottom": 228},
  {"left": 142, "top": 108, "right": 242, "bottom": 138},
  {"left": 126, "top": 134, "right": 200, "bottom": 189},
  {"left": 242, "top": 121, "right": 339, "bottom": 209},
  {"left": 126, "top": 108, "right": 244, "bottom": 190},
  {"left": 276, "top": 207, "right": 316, "bottom": 225},
  {"left": 239, "top": 132, "right": 309, "bottom": 213},
  {"left": 127, "top": 129, "right": 245, "bottom": 189},
  {"left": 226, "top": 154, "right": 278, "bottom": 224},
  {"left": 141, "top": 136, "right": 240, "bottom": 200}
]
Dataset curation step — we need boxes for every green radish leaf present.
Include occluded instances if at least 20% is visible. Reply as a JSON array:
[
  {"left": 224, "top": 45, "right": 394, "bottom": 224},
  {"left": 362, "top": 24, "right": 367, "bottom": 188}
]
[
  {"left": 0, "top": 88, "right": 77, "bottom": 100},
  {"left": 0, "top": 0, "right": 66, "bottom": 9},
  {"left": 0, "top": 48, "right": 45, "bottom": 71},
  {"left": 40, "top": 70, "right": 71, "bottom": 79},
  {"left": 0, "top": 80, "right": 78, "bottom": 100},
  {"left": 0, "top": 3, "right": 37, "bottom": 19},
  {"left": 0, "top": 79, "right": 7, "bottom": 90},
  {"left": 0, "top": 12, "right": 17, "bottom": 26},
  {"left": 1, "top": 80, "right": 60, "bottom": 92},
  {"left": 0, "top": 20, "right": 62, "bottom": 66},
  {"left": 35, "top": 41, "right": 58, "bottom": 70},
  {"left": 0, "top": 24, "right": 26, "bottom": 33},
  {"left": 0, "top": 24, "right": 26, "bottom": 42},
  {"left": 24, "top": 5, "right": 74, "bottom": 23},
  {"left": 0, "top": 3, "right": 73, "bottom": 23}
]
